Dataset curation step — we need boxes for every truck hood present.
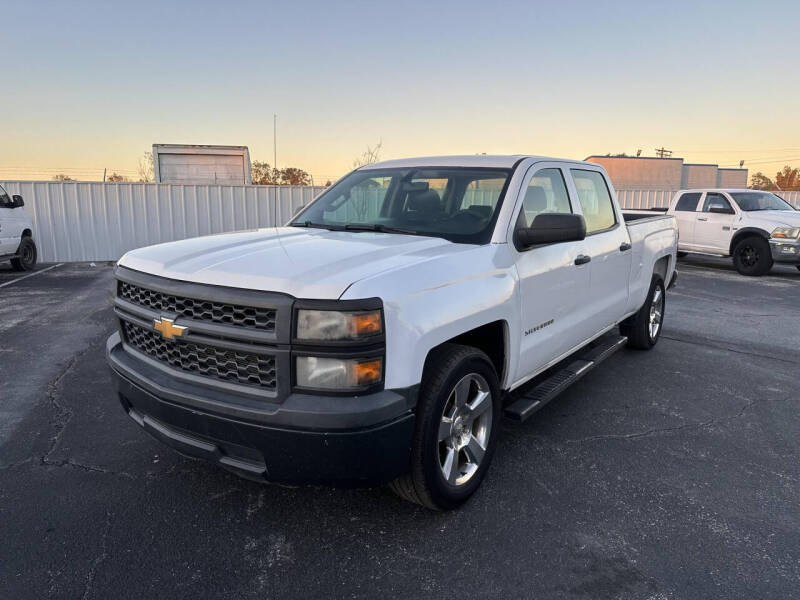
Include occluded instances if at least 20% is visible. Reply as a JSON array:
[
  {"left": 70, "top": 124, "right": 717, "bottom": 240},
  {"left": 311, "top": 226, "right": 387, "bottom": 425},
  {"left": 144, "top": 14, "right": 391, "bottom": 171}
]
[
  {"left": 118, "top": 227, "right": 468, "bottom": 298},
  {"left": 744, "top": 210, "right": 800, "bottom": 230}
]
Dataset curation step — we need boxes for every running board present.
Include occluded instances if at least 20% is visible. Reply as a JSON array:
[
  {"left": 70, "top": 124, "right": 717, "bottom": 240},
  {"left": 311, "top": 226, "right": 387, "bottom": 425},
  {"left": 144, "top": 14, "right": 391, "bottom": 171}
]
[{"left": 504, "top": 334, "right": 628, "bottom": 423}]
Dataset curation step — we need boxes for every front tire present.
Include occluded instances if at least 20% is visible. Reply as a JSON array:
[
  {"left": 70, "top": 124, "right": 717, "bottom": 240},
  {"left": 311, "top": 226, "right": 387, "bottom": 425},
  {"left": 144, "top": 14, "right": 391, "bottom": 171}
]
[
  {"left": 732, "top": 236, "right": 772, "bottom": 276},
  {"left": 620, "top": 276, "right": 665, "bottom": 350},
  {"left": 389, "top": 344, "right": 501, "bottom": 510},
  {"left": 11, "top": 237, "right": 37, "bottom": 271}
]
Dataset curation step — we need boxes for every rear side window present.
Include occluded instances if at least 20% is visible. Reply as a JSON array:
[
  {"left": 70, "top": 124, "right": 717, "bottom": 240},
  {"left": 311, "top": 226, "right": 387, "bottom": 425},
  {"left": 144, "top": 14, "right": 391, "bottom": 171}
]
[
  {"left": 520, "top": 168, "right": 572, "bottom": 227},
  {"left": 570, "top": 170, "right": 616, "bottom": 234},
  {"left": 675, "top": 192, "right": 701, "bottom": 211},
  {"left": 0, "top": 184, "right": 10, "bottom": 207}
]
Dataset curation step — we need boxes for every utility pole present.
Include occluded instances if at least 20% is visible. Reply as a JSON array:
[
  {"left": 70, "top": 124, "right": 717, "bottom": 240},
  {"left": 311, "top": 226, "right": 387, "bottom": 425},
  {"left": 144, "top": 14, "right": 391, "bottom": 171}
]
[
  {"left": 103, "top": 168, "right": 107, "bottom": 182},
  {"left": 273, "top": 114, "right": 277, "bottom": 170},
  {"left": 654, "top": 147, "right": 673, "bottom": 159}
]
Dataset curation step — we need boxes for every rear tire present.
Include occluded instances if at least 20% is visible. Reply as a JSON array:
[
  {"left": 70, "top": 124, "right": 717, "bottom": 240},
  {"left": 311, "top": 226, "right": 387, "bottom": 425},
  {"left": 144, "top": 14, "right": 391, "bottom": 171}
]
[
  {"left": 11, "top": 237, "right": 37, "bottom": 271},
  {"left": 389, "top": 344, "right": 501, "bottom": 510},
  {"left": 620, "top": 276, "right": 665, "bottom": 350},
  {"left": 732, "top": 236, "right": 772, "bottom": 276}
]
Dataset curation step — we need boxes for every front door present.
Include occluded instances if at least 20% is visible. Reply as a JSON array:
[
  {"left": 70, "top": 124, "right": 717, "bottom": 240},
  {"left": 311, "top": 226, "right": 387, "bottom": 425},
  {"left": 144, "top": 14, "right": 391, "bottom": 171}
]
[
  {"left": 513, "top": 164, "right": 592, "bottom": 383},
  {"left": 693, "top": 192, "right": 737, "bottom": 254},
  {"left": 0, "top": 185, "right": 18, "bottom": 255}
]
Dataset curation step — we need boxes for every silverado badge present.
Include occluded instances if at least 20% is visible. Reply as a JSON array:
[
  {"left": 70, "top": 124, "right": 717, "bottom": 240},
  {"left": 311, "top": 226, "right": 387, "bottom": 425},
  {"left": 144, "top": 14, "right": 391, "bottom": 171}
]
[{"left": 153, "top": 317, "right": 187, "bottom": 341}]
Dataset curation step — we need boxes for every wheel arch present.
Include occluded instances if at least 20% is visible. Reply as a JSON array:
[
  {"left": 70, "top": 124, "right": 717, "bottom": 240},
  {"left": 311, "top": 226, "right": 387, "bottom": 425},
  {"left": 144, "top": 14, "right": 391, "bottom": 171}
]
[
  {"left": 729, "top": 227, "right": 770, "bottom": 256},
  {"left": 423, "top": 320, "right": 509, "bottom": 390},
  {"left": 652, "top": 254, "right": 670, "bottom": 282}
]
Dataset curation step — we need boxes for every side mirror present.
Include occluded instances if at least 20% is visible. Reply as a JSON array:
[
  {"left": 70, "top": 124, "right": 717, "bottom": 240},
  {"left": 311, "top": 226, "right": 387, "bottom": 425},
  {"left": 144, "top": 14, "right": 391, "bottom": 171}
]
[
  {"left": 515, "top": 213, "right": 586, "bottom": 250},
  {"left": 12, "top": 195, "right": 24, "bottom": 208},
  {"left": 708, "top": 203, "right": 733, "bottom": 214},
  {"left": 293, "top": 204, "right": 306, "bottom": 217}
]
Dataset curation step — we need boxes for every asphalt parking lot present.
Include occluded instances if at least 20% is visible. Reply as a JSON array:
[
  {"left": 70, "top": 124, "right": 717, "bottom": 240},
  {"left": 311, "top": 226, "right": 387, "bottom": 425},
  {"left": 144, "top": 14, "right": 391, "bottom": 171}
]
[{"left": 1, "top": 258, "right": 799, "bottom": 599}]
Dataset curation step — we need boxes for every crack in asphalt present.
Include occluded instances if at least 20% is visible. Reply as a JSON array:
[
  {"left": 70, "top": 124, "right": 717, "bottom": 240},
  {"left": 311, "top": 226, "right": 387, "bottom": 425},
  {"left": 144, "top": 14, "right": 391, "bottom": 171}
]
[
  {"left": 661, "top": 334, "right": 800, "bottom": 366},
  {"left": 81, "top": 510, "right": 112, "bottom": 600},
  {"left": 564, "top": 396, "right": 771, "bottom": 444}
]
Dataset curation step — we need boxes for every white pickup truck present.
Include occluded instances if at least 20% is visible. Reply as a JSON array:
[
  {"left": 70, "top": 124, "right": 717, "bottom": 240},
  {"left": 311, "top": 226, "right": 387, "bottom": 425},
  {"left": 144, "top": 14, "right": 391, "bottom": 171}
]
[
  {"left": 0, "top": 184, "right": 37, "bottom": 271},
  {"left": 107, "top": 155, "right": 677, "bottom": 509},
  {"left": 655, "top": 189, "right": 800, "bottom": 276}
]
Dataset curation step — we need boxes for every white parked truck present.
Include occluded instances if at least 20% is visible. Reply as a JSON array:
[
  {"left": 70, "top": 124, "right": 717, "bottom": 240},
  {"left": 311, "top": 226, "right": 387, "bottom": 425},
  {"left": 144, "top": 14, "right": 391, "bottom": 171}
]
[
  {"left": 0, "top": 184, "right": 37, "bottom": 271},
  {"left": 107, "top": 155, "right": 678, "bottom": 509},
  {"left": 652, "top": 189, "right": 800, "bottom": 276}
]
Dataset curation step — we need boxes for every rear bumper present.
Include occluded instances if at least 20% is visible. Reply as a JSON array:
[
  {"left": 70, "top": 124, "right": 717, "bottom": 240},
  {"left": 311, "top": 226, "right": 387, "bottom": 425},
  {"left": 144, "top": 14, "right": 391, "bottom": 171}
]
[
  {"left": 769, "top": 239, "right": 800, "bottom": 264},
  {"left": 107, "top": 333, "right": 416, "bottom": 485}
]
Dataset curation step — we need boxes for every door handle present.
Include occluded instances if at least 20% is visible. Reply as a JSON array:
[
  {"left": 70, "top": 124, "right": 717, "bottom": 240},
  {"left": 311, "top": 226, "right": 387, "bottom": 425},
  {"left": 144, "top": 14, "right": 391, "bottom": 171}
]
[
  {"left": 574, "top": 254, "right": 591, "bottom": 266},
  {"left": 697, "top": 217, "right": 708, "bottom": 221},
  {"left": 619, "top": 242, "right": 632, "bottom": 252}
]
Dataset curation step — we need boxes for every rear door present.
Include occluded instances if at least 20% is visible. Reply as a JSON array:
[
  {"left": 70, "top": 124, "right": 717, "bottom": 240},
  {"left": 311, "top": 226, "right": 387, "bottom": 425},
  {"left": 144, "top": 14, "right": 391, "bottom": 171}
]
[
  {"left": 567, "top": 168, "right": 632, "bottom": 332},
  {"left": 0, "top": 185, "right": 18, "bottom": 255},
  {"left": 693, "top": 192, "right": 737, "bottom": 254},
  {"left": 512, "top": 164, "right": 592, "bottom": 382},
  {"left": 671, "top": 192, "right": 702, "bottom": 249}
]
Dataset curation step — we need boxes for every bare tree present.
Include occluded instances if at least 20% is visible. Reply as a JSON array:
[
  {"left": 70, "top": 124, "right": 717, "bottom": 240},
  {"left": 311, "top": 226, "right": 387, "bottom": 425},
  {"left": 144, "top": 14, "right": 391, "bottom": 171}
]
[
  {"left": 352, "top": 140, "right": 383, "bottom": 169},
  {"left": 137, "top": 151, "right": 154, "bottom": 182}
]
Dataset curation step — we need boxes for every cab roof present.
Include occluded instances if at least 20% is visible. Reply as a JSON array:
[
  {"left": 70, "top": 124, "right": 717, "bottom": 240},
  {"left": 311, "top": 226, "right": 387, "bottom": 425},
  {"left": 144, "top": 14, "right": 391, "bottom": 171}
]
[{"left": 359, "top": 155, "right": 589, "bottom": 170}]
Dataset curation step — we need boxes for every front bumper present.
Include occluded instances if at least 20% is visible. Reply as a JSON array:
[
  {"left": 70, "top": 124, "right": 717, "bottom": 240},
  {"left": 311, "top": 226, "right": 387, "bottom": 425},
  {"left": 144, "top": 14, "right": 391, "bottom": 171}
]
[
  {"left": 769, "top": 239, "right": 800, "bottom": 264},
  {"left": 107, "top": 333, "right": 416, "bottom": 485}
]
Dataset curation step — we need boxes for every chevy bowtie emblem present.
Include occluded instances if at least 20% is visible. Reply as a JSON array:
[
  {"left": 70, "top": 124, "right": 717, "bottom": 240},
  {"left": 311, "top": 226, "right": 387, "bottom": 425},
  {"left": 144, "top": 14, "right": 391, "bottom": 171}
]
[{"left": 153, "top": 316, "right": 187, "bottom": 341}]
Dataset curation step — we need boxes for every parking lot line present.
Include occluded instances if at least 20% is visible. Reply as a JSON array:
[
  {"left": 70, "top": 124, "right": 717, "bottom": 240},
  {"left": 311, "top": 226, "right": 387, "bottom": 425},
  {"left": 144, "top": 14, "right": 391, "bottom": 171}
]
[{"left": 0, "top": 263, "right": 63, "bottom": 289}]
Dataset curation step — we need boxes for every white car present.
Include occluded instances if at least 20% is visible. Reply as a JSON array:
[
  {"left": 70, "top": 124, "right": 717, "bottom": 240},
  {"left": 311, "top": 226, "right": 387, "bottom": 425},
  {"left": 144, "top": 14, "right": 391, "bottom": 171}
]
[
  {"left": 107, "top": 155, "right": 678, "bottom": 509},
  {"left": 0, "top": 184, "right": 37, "bottom": 271},
  {"left": 666, "top": 188, "right": 800, "bottom": 276}
]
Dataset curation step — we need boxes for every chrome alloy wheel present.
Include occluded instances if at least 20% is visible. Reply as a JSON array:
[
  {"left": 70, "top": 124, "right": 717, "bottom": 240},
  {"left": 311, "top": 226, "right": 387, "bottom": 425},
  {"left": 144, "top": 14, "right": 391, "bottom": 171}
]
[
  {"left": 437, "top": 373, "right": 493, "bottom": 487},
  {"left": 649, "top": 285, "right": 664, "bottom": 341}
]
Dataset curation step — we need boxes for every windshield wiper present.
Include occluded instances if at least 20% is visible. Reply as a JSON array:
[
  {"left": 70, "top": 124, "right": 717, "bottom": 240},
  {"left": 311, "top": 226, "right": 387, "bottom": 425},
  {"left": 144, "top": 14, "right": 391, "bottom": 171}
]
[
  {"left": 290, "top": 221, "right": 345, "bottom": 231},
  {"left": 344, "top": 224, "right": 418, "bottom": 235}
]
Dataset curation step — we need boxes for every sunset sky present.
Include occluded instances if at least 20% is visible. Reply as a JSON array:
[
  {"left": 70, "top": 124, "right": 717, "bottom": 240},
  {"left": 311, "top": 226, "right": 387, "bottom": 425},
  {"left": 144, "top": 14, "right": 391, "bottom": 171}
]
[{"left": 2, "top": 0, "right": 798, "bottom": 183}]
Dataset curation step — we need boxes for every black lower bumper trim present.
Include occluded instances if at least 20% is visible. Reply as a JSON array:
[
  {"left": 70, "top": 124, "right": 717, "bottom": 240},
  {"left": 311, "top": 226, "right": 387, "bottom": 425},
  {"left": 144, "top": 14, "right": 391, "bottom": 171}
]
[{"left": 113, "top": 368, "right": 416, "bottom": 486}]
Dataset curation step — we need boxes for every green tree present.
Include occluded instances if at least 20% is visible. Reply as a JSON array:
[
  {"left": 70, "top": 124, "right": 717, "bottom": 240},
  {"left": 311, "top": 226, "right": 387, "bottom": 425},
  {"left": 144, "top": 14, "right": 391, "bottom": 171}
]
[
  {"left": 52, "top": 174, "right": 75, "bottom": 181},
  {"left": 251, "top": 161, "right": 279, "bottom": 185},
  {"left": 750, "top": 172, "right": 777, "bottom": 190},
  {"left": 106, "top": 172, "right": 126, "bottom": 182},
  {"left": 775, "top": 165, "right": 800, "bottom": 191},
  {"left": 278, "top": 167, "right": 311, "bottom": 186}
]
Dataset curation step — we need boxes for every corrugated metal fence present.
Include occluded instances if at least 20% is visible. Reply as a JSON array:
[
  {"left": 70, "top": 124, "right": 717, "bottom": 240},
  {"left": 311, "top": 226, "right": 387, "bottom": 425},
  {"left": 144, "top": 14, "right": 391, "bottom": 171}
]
[
  {"left": 1, "top": 181, "right": 325, "bottom": 262},
  {"left": 2, "top": 181, "right": 799, "bottom": 263}
]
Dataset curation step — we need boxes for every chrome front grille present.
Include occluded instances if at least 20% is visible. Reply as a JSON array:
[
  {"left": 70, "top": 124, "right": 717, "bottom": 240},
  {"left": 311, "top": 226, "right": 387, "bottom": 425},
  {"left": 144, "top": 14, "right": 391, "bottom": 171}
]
[
  {"left": 122, "top": 320, "right": 277, "bottom": 390},
  {"left": 118, "top": 280, "right": 276, "bottom": 332}
]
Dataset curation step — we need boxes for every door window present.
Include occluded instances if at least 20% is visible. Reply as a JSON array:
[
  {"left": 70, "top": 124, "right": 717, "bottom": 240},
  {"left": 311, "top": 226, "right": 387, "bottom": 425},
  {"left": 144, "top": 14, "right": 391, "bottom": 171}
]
[
  {"left": 675, "top": 192, "right": 701, "bottom": 211},
  {"left": 0, "top": 184, "right": 11, "bottom": 208},
  {"left": 519, "top": 168, "right": 572, "bottom": 227},
  {"left": 570, "top": 170, "right": 616, "bottom": 233},
  {"left": 702, "top": 193, "right": 733, "bottom": 213}
]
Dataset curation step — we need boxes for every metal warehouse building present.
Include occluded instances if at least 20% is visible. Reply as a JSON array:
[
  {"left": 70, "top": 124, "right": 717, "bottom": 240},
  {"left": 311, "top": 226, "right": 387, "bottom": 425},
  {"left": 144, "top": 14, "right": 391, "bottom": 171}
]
[{"left": 585, "top": 155, "right": 748, "bottom": 190}]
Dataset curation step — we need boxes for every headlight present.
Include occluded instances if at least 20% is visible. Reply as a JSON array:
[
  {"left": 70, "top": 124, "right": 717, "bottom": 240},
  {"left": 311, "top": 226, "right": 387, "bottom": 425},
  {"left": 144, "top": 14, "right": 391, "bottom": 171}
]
[
  {"left": 296, "top": 356, "right": 383, "bottom": 390},
  {"left": 296, "top": 309, "right": 382, "bottom": 341},
  {"left": 771, "top": 227, "right": 800, "bottom": 239}
]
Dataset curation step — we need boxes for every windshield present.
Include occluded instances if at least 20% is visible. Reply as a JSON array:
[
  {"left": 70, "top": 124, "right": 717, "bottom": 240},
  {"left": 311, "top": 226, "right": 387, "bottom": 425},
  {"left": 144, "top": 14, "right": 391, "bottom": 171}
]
[
  {"left": 291, "top": 167, "right": 513, "bottom": 244},
  {"left": 730, "top": 192, "right": 796, "bottom": 212}
]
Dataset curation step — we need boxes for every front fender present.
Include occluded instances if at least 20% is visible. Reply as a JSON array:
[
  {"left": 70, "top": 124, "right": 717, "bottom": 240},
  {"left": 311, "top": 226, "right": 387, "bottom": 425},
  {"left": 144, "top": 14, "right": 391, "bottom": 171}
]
[{"left": 341, "top": 245, "right": 518, "bottom": 390}]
